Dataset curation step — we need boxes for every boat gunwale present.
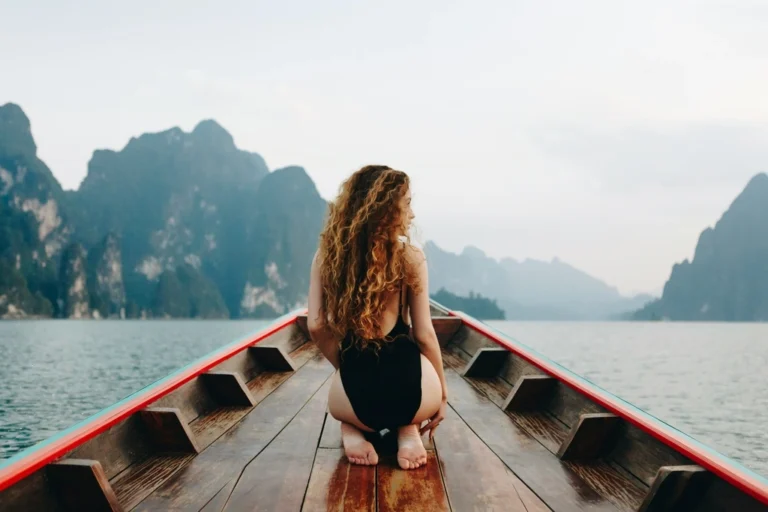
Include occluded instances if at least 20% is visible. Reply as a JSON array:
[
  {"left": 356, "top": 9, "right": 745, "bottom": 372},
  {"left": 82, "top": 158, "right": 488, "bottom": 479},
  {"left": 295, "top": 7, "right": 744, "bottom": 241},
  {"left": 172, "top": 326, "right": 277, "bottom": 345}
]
[
  {"left": 0, "top": 309, "right": 306, "bottom": 492},
  {"left": 449, "top": 308, "right": 768, "bottom": 506}
]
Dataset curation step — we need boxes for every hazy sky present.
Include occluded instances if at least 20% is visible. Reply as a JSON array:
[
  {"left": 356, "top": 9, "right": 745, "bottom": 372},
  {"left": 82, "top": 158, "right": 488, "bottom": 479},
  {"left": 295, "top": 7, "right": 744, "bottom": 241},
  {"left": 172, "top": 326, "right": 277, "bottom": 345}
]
[{"left": 3, "top": 0, "right": 768, "bottom": 296}]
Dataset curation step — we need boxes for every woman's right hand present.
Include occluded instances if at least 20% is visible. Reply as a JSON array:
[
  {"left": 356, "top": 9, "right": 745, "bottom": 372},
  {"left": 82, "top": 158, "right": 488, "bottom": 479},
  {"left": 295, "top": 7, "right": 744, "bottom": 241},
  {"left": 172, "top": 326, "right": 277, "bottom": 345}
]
[{"left": 420, "top": 396, "right": 447, "bottom": 439}]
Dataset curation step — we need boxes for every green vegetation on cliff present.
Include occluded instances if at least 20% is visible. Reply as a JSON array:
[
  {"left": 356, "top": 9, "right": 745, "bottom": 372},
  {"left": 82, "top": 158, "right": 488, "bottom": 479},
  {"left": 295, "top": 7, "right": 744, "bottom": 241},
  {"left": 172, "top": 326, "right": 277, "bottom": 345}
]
[
  {"left": 0, "top": 102, "right": 328, "bottom": 319},
  {"left": 430, "top": 288, "right": 506, "bottom": 319}
]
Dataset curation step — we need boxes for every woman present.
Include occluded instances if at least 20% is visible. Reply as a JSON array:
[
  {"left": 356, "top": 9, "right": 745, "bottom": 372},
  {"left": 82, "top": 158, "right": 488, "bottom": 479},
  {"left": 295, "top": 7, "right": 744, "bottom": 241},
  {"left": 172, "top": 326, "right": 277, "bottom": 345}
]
[{"left": 307, "top": 165, "right": 448, "bottom": 470}]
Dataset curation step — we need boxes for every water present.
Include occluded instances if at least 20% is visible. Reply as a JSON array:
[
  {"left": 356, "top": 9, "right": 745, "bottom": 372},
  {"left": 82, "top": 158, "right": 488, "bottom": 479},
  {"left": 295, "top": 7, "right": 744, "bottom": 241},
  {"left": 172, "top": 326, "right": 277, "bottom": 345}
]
[
  {"left": 486, "top": 321, "right": 768, "bottom": 477},
  {"left": 0, "top": 319, "right": 269, "bottom": 460},
  {"left": 0, "top": 320, "right": 766, "bottom": 478}
]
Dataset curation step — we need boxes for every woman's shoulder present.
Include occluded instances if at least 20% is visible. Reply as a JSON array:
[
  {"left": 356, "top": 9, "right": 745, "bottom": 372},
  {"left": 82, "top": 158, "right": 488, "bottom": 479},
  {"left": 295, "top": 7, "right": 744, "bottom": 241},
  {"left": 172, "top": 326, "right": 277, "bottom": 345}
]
[{"left": 402, "top": 242, "right": 427, "bottom": 268}]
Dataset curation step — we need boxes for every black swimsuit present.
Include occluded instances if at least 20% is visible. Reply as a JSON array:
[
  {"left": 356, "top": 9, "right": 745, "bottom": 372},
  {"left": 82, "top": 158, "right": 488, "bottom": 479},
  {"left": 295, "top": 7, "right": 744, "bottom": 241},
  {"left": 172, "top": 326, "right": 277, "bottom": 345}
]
[{"left": 339, "top": 283, "right": 423, "bottom": 432}]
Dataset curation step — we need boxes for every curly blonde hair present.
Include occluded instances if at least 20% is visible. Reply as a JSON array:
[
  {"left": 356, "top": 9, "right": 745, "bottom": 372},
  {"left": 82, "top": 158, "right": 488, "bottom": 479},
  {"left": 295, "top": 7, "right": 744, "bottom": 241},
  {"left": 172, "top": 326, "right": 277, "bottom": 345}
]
[{"left": 317, "top": 165, "right": 421, "bottom": 350}]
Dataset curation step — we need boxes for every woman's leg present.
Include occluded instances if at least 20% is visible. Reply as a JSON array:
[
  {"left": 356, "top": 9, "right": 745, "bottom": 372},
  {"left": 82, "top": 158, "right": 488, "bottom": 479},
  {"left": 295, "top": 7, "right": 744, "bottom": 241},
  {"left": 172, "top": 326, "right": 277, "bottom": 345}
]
[
  {"left": 328, "top": 371, "right": 379, "bottom": 465},
  {"left": 397, "top": 353, "right": 442, "bottom": 469}
]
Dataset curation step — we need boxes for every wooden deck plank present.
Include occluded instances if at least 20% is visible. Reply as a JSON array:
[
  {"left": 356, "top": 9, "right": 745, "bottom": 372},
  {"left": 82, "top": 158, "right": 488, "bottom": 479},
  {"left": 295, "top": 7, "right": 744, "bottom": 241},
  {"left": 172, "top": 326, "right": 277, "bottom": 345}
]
[
  {"left": 301, "top": 449, "right": 376, "bottom": 512},
  {"left": 566, "top": 463, "right": 646, "bottom": 512},
  {"left": 189, "top": 407, "right": 252, "bottom": 450},
  {"left": 289, "top": 341, "right": 321, "bottom": 367},
  {"left": 506, "top": 411, "right": 568, "bottom": 455},
  {"left": 445, "top": 370, "right": 619, "bottom": 511},
  {"left": 199, "top": 478, "right": 237, "bottom": 512},
  {"left": 377, "top": 453, "right": 449, "bottom": 512},
  {"left": 111, "top": 454, "right": 194, "bottom": 510},
  {"left": 453, "top": 369, "right": 646, "bottom": 512},
  {"left": 436, "top": 406, "right": 548, "bottom": 512},
  {"left": 222, "top": 380, "right": 331, "bottom": 511},
  {"left": 133, "top": 352, "right": 334, "bottom": 511},
  {"left": 459, "top": 371, "right": 568, "bottom": 454}
]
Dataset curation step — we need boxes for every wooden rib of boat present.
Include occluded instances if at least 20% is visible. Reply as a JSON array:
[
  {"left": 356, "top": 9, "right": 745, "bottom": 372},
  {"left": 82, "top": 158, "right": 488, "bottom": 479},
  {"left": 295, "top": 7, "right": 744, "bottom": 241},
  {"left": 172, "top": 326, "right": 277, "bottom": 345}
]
[{"left": 1, "top": 300, "right": 767, "bottom": 511}]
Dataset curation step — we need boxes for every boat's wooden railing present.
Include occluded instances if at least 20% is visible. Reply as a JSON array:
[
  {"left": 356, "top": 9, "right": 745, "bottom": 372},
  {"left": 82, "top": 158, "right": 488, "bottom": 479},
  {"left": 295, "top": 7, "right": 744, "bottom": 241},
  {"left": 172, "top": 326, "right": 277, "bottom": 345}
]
[
  {"left": 445, "top": 306, "right": 768, "bottom": 508},
  {"left": 0, "top": 309, "right": 305, "bottom": 495}
]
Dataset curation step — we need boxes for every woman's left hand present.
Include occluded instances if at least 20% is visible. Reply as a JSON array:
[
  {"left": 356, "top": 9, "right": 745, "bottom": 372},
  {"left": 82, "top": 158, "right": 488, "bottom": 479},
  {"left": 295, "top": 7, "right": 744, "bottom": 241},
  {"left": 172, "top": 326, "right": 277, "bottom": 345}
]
[{"left": 420, "top": 397, "right": 447, "bottom": 439}]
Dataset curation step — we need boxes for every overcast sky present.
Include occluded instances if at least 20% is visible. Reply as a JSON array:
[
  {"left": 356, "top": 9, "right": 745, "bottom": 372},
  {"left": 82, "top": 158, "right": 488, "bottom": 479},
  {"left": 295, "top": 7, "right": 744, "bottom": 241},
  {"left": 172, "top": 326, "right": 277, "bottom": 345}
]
[{"left": 2, "top": 0, "right": 767, "bottom": 296}]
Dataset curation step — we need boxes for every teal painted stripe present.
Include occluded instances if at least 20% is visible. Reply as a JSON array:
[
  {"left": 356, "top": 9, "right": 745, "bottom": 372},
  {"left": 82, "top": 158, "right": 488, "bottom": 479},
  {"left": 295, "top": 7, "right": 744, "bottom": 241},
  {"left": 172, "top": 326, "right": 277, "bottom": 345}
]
[
  {"left": 0, "top": 310, "right": 299, "bottom": 471},
  {"left": 465, "top": 312, "right": 768, "bottom": 486}
]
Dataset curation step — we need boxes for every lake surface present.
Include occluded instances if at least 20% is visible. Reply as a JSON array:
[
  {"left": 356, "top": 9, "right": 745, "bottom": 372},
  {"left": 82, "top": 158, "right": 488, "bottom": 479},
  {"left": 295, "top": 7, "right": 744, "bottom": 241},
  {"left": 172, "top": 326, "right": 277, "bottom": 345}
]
[{"left": 0, "top": 319, "right": 766, "bottom": 478}]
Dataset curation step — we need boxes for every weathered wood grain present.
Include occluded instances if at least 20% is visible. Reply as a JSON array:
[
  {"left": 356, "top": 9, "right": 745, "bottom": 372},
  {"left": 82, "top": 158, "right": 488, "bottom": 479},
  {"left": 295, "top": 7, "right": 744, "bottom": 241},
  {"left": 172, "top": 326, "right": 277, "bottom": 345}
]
[
  {"left": 609, "top": 423, "right": 691, "bottom": 487},
  {"left": 200, "top": 372, "right": 256, "bottom": 407},
  {"left": 147, "top": 376, "right": 218, "bottom": 424},
  {"left": 0, "top": 469, "right": 62, "bottom": 512},
  {"left": 134, "top": 354, "right": 333, "bottom": 511},
  {"left": 639, "top": 465, "right": 710, "bottom": 512},
  {"left": 461, "top": 347, "right": 510, "bottom": 378},
  {"left": 110, "top": 454, "right": 194, "bottom": 510},
  {"left": 432, "top": 317, "right": 462, "bottom": 346},
  {"left": 67, "top": 415, "right": 154, "bottom": 480},
  {"left": 302, "top": 449, "right": 376, "bottom": 511},
  {"left": 445, "top": 370, "right": 617, "bottom": 511},
  {"left": 696, "top": 475, "right": 767, "bottom": 512},
  {"left": 208, "top": 348, "right": 263, "bottom": 383},
  {"left": 448, "top": 324, "right": 495, "bottom": 355},
  {"left": 507, "top": 410, "right": 569, "bottom": 454},
  {"left": 190, "top": 406, "right": 253, "bottom": 449},
  {"left": 48, "top": 458, "right": 122, "bottom": 512},
  {"left": 544, "top": 382, "right": 607, "bottom": 429},
  {"left": 558, "top": 413, "right": 622, "bottom": 461},
  {"left": 289, "top": 340, "right": 321, "bottom": 367},
  {"left": 377, "top": 453, "right": 449, "bottom": 512},
  {"left": 139, "top": 408, "right": 201, "bottom": 454},
  {"left": 249, "top": 345, "right": 297, "bottom": 372},
  {"left": 257, "top": 324, "right": 308, "bottom": 355},
  {"left": 222, "top": 380, "right": 330, "bottom": 511},
  {"left": 504, "top": 375, "right": 557, "bottom": 412},
  {"left": 436, "top": 406, "right": 547, "bottom": 512}
]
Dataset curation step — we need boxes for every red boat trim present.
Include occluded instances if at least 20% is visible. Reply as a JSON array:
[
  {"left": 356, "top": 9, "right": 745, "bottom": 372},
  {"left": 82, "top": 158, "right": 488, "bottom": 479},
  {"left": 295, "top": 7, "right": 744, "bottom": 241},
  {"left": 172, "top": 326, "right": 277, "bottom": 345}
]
[
  {"left": 0, "top": 310, "right": 305, "bottom": 492},
  {"left": 454, "top": 312, "right": 768, "bottom": 505}
]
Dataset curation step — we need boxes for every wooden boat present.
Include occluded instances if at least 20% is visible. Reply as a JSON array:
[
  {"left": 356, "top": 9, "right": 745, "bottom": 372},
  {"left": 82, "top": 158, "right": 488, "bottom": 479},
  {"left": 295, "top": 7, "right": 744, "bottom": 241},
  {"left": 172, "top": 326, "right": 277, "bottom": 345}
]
[{"left": 1, "top": 300, "right": 767, "bottom": 511}]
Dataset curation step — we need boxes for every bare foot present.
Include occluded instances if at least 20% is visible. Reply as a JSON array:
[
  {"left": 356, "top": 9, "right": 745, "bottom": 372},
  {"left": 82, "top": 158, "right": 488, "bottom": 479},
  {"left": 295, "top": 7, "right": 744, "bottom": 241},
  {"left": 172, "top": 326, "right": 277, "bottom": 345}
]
[
  {"left": 397, "top": 424, "right": 427, "bottom": 469},
  {"left": 341, "top": 422, "right": 379, "bottom": 466}
]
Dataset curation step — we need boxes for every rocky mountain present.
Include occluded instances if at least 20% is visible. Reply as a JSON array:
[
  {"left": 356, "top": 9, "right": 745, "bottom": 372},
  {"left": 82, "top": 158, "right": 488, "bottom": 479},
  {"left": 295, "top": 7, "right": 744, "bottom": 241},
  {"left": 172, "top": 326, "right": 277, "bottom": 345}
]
[
  {"left": 424, "top": 241, "right": 653, "bottom": 320},
  {"left": 0, "top": 103, "right": 72, "bottom": 317},
  {"left": 0, "top": 102, "right": 327, "bottom": 319},
  {"left": 635, "top": 173, "right": 768, "bottom": 321}
]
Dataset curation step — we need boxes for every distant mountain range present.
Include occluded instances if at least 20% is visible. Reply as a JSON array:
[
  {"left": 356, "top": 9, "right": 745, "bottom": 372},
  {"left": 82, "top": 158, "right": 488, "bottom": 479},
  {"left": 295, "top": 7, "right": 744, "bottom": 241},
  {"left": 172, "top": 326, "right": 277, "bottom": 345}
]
[
  {"left": 424, "top": 241, "right": 655, "bottom": 320},
  {"left": 0, "top": 102, "right": 325, "bottom": 319},
  {"left": 635, "top": 173, "right": 768, "bottom": 321},
  {"left": 3, "top": 102, "right": 765, "bottom": 322}
]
